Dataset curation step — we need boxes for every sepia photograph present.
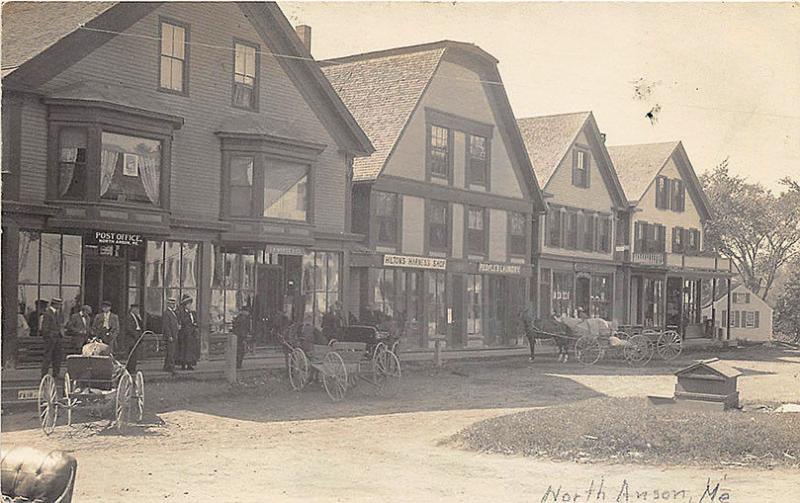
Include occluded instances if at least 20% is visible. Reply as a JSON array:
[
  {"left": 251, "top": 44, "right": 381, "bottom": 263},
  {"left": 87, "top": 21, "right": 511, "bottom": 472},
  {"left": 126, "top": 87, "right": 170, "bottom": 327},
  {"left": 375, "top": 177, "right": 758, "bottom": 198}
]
[{"left": 1, "top": 1, "right": 798, "bottom": 501}]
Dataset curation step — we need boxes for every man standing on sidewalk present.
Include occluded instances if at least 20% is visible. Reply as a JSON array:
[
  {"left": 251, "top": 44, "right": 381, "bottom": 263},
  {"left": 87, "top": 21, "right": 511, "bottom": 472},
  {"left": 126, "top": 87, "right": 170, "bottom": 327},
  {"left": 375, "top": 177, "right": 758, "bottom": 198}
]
[
  {"left": 232, "top": 305, "right": 252, "bottom": 369},
  {"left": 41, "top": 298, "right": 63, "bottom": 378},
  {"left": 125, "top": 304, "right": 144, "bottom": 373},
  {"left": 65, "top": 305, "right": 92, "bottom": 345},
  {"left": 162, "top": 298, "right": 179, "bottom": 374}
]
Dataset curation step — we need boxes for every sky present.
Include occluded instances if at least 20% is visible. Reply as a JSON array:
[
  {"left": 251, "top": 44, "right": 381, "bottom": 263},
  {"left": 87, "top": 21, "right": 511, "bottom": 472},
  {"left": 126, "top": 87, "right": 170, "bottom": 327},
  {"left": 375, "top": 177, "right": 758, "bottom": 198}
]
[{"left": 282, "top": 1, "right": 800, "bottom": 192}]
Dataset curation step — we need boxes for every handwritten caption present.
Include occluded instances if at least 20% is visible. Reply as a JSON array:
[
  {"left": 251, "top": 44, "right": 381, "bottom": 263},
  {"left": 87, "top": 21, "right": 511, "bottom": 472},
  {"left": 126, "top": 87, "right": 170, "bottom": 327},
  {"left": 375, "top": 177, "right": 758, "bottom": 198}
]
[{"left": 541, "top": 476, "right": 732, "bottom": 503}]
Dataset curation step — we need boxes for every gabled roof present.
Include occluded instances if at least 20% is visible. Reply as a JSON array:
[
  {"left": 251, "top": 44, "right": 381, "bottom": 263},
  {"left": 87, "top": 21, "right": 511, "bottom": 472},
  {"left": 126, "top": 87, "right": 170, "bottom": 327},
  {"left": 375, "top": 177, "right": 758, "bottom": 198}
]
[
  {"left": 516, "top": 111, "right": 628, "bottom": 207},
  {"left": 606, "top": 141, "right": 680, "bottom": 203},
  {"left": 321, "top": 47, "right": 444, "bottom": 182},
  {"left": 1, "top": 2, "right": 373, "bottom": 156},
  {"left": 320, "top": 40, "right": 544, "bottom": 210},
  {"left": 675, "top": 358, "right": 741, "bottom": 379},
  {"left": 516, "top": 112, "right": 591, "bottom": 186}
]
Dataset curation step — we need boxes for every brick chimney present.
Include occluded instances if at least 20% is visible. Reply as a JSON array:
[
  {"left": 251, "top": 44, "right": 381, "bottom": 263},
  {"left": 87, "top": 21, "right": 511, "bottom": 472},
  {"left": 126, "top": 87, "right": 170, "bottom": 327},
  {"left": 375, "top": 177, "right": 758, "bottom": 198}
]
[{"left": 295, "top": 25, "right": 311, "bottom": 53}]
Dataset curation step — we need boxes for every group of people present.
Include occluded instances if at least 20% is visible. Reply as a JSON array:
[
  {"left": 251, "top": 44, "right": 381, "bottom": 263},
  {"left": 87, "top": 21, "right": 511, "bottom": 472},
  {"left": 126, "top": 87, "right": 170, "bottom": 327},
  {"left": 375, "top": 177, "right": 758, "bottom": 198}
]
[{"left": 160, "top": 294, "right": 201, "bottom": 375}]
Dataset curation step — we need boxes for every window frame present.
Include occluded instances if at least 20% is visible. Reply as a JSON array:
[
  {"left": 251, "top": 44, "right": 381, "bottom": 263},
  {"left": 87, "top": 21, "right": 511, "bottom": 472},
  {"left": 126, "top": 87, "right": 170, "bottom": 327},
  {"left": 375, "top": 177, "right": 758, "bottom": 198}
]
[
  {"left": 426, "top": 199, "right": 451, "bottom": 255},
  {"left": 598, "top": 215, "right": 612, "bottom": 253},
  {"left": 670, "top": 178, "right": 685, "bottom": 212},
  {"left": 507, "top": 211, "right": 528, "bottom": 257},
  {"left": 427, "top": 124, "right": 452, "bottom": 182},
  {"left": 466, "top": 133, "right": 491, "bottom": 189},
  {"left": 465, "top": 206, "right": 488, "bottom": 257},
  {"left": 373, "top": 190, "right": 401, "bottom": 247},
  {"left": 227, "top": 154, "right": 256, "bottom": 217},
  {"left": 571, "top": 147, "right": 590, "bottom": 188},
  {"left": 231, "top": 38, "right": 261, "bottom": 112},
  {"left": 655, "top": 175, "right": 671, "bottom": 209},
  {"left": 158, "top": 17, "right": 190, "bottom": 96}
]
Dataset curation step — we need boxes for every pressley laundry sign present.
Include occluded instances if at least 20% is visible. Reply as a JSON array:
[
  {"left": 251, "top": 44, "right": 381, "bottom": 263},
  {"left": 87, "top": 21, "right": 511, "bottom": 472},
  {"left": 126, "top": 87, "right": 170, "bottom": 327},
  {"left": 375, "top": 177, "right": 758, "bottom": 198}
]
[{"left": 90, "top": 231, "right": 144, "bottom": 246}]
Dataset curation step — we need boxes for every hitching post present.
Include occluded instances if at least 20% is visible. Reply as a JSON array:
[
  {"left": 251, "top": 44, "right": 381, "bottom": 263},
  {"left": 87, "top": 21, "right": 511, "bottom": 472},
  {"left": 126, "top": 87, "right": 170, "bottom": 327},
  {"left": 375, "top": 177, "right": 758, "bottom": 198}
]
[
  {"left": 434, "top": 339, "right": 443, "bottom": 367},
  {"left": 225, "top": 333, "right": 237, "bottom": 383}
]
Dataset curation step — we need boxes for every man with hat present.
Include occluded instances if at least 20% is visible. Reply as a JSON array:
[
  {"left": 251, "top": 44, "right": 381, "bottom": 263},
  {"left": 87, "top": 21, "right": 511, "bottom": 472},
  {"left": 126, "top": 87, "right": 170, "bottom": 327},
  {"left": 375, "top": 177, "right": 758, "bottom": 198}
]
[
  {"left": 91, "top": 300, "right": 120, "bottom": 354},
  {"left": 176, "top": 293, "right": 200, "bottom": 370},
  {"left": 162, "top": 297, "right": 180, "bottom": 374},
  {"left": 40, "top": 298, "right": 64, "bottom": 377},
  {"left": 65, "top": 304, "right": 93, "bottom": 345}
]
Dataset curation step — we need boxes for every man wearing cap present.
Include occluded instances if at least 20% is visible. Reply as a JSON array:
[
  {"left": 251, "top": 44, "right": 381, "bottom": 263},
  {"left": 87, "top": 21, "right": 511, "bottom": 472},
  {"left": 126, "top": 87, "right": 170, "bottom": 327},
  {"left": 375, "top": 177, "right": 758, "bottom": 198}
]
[
  {"left": 65, "top": 305, "right": 93, "bottom": 345},
  {"left": 162, "top": 298, "right": 179, "bottom": 374},
  {"left": 91, "top": 300, "right": 120, "bottom": 354},
  {"left": 40, "top": 298, "right": 63, "bottom": 377},
  {"left": 176, "top": 294, "right": 200, "bottom": 370}
]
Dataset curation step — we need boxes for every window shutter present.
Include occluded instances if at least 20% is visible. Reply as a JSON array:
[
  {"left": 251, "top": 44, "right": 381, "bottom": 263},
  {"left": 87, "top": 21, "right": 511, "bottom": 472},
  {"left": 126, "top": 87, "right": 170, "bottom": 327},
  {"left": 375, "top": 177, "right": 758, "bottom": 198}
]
[
  {"left": 585, "top": 153, "right": 590, "bottom": 188},
  {"left": 572, "top": 152, "right": 578, "bottom": 185},
  {"left": 664, "top": 179, "right": 671, "bottom": 210},
  {"left": 545, "top": 210, "right": 552, "bottom": 247},
  {"left": 745, "top": 293, "right": 750, "bottom": 304},
  {"left": 634, "top": 222, "right": 642, "bottom": 252},
  {"left": 754, "top": 310, "right": 760, "bottom": 328}
]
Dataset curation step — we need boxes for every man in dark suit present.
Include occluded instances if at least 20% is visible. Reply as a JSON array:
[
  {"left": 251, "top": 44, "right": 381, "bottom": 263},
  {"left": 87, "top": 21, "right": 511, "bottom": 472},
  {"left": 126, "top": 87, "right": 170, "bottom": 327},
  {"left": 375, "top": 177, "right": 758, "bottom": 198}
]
[
  {"left": 124, "top": 304, "right": 144, "bottom": 373},
  {"left": 176, "top": 294, "right": 199, "bottom": 370},
  {"left": 162, "top": 297, "right": 179, "bottom": 374},
  {"left": 65, "top": 305, "right": 92, "bottom": 345},
  {"left": 91, "top": 300, "right": 120, "bottom": 354},
  {"left": 232, "top": 305, "right": 252, "bottom": 369},
  {"left": 40, "top": 298, "right": 63, "bottom": 378},
  {"left": 27, "top": 299, "right": 47, "bottom": 337}
]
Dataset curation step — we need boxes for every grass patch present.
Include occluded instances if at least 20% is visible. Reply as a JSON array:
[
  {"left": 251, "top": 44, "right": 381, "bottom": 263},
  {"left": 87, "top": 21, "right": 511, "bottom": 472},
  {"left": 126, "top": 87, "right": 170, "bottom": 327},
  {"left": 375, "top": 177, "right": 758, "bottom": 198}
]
[{"left": 446, "top": 397, "right": 800, "bottom": 468}]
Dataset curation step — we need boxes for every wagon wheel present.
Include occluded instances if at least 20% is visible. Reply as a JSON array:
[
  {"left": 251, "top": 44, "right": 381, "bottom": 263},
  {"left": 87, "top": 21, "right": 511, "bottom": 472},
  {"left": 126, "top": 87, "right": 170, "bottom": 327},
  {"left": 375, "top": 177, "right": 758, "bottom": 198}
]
[
  {"left": 63, "top": 372, "right": 74, "bottom": 427},
  {"left": 657, "top": 330, "right": 683, "bottom": 361},
  {"left": 613, "top": 330, "right": 631, "bottom": 341},
  {"left": 575, "top": 335, "right": 602, "bottom": 365},
  {"left": 288, "top": 348, "right": 310, "bottom": 391},
  {"left": 38, "top": 374, "right": 58, "bottom": 435},
  {"left": 623, "top": 334, "right": 653, "bottom": 367},
  {"left": 322, "top": 352, "right": 348, "bottom": 402},
  {"left": 115, "top": 371, "right": 133, "bottom": 431},
  {"left": 134, "top": 371, "right": 145, "bottom": 422},
  {"left": 390, "top": 340, "right": 400, "bottom": 357},
  {"left": 375, "top": 351, "right": 402, "bottom": 397},
  {"left": 373, "top": 342, "right": 387, "bottom": 363}
]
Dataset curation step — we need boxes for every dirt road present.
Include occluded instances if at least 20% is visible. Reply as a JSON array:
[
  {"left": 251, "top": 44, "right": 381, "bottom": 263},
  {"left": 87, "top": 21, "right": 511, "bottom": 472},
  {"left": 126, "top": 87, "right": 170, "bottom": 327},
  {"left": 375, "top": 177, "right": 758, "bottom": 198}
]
[{"left": 3, "top": 349, "right": 798, "bottom": 502}]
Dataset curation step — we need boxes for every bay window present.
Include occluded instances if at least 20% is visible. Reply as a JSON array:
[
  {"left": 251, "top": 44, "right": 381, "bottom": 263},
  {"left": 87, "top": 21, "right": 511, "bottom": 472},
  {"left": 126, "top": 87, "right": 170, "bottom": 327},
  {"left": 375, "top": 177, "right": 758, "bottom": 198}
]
[
  {"left": 263, "top": 160, "right": 307, "bottom": 221},
  {"left": 100, "top": 132, "right": 162, "bottom": 205},
  {"left": 222, "top": 155, "right": 310, "bottom": 222},
  {"left": 229, "top": 156, "right": 254, "bottom": 217},
  {"left": 58, "top": 128, "right": 88, "bottom": 199}
]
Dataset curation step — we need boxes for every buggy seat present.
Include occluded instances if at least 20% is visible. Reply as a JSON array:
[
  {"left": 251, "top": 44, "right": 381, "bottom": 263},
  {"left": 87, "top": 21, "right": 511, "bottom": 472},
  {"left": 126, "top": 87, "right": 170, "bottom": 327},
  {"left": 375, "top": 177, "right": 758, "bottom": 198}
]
[{"left": 65, "top": 355, "right": 115, "bottom": 390}]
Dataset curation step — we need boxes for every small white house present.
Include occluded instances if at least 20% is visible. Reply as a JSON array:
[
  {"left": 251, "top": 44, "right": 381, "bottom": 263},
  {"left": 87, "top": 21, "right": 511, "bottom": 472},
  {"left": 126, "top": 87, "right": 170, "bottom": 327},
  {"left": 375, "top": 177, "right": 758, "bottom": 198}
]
[{"left": 703, "top": 285, "right": 773, "bottom": 343}]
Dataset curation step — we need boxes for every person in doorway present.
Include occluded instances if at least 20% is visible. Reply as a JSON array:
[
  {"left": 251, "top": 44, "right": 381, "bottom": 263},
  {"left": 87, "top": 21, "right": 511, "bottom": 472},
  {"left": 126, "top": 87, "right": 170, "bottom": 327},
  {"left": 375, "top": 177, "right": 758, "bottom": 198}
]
[
  {"left": 176, "top": 294, "right": 200, "bottom": 370},
  {"left": 65, "top": 305, "right": 92, "bottom": 345},
  {"left": 162, "top": 298, "right": 179, "bottom": 374},
  {"left": 91, "top": 300, "right": 120, "bottom": 354},
  {"left": 27, "top": 300, "right": 47, "bottom": 337},
  {"left": 40, "top": 298, "right": 63, "bottom": 377},
  {"left": 125, "top": 304, "right": 144, "bottom": 373},
  {"left": 232, "top": 305, "right": 252, "bottom": 369}
]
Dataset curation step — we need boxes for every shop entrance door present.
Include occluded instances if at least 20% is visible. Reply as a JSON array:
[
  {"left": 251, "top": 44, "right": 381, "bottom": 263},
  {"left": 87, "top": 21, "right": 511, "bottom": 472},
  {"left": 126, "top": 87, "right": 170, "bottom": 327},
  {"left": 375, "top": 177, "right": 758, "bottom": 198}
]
[
  {"left": 575, "top": 276, "right": 591, "bottom": 317},
  {"left": 449, "top": 274, "right": 465, "bottom": 349},
  {"left": 255, "top": 265, "right": 284, "bottom": 345},
  {"left": 84, "top": 259, "right": 126, "bottom": 316}
]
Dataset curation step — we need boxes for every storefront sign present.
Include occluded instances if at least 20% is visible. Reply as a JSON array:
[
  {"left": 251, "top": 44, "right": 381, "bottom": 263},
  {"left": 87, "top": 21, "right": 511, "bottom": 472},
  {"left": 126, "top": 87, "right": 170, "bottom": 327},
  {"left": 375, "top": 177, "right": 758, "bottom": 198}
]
[
  {"left": 90, "top": 231, "right": 143, "bottom": 247},
  {"left": 383, "top": 254, "right": 446, "bottom": 270},
  {"left": 264, "top": 245, "right": 306, "bottom": 256},
  {"left": 478, "top": 262, "right": 522, "bottom": 275}
]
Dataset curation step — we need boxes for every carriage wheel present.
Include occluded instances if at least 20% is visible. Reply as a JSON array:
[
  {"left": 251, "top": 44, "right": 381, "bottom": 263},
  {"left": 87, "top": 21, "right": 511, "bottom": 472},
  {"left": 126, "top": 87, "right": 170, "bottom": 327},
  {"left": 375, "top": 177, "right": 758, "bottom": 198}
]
[
  {"left": 115, "top": 371, "right": 133, "bottom": 431},
  {"left": 375, "top": 351, "right": 402, "bottom": 397},
  {"left": 63, "top": 372, "right": 73, "bottom": 427},
  {"left": 613, "top": 330, "right": 631, "bottom": 341},
  {"left": 390, "top": 340, "right": 400, "bottom": 357},
  {"left": 623, "top": 334, "right": 653, "bottom": 367},
  {"left": 38, "top": 374, "right": 58, "bottom": 435},
  {"left": 134, "top": 371, "right": 145, "bottom": 422},
  {"left": 372, "top": 342, "right": 387, "bottom": 370},
  {"left": 575, "top": 336, "right": 602, "bottom": 365},
  {"left": 322, "top": 352, "right": 348, "bottom": 402},
  {"left": 657, "top": 330, "right": 683, "bottom": 360},
  {"left": 288, "top": 348, "right": 310, "bottom": 391}
]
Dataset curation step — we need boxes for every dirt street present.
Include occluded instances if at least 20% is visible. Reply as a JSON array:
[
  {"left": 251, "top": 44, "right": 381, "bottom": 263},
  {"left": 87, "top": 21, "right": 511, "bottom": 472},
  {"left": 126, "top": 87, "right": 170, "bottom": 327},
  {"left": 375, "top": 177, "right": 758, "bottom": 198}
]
[{"left": 3, "top": 349, "right": 799, "bottom": 502}]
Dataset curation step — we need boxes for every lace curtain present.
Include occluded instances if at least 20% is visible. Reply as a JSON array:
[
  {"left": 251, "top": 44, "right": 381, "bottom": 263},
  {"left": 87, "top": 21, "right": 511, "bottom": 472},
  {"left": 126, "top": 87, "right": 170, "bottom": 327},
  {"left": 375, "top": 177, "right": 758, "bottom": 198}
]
[
  {"left": 58, "top": 148, "right": 78, "bottom": 196},
  {"left": 100, "top": 149, "right": 118, "bottom": 197},
  {"left": 140, "top": 153, "right": 160, "bottom": 205}
]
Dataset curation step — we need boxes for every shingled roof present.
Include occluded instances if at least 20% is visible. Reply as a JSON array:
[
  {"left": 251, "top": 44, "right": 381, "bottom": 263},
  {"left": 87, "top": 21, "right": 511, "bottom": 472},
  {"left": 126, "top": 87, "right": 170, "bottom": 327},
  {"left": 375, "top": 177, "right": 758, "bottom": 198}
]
[
  {"left": 606, "top": 142, "right": 680, "bottom": 202},
  {"left": 1, "top": 1, "right": 116, "bottom": 77},
  {"left": 516, "top": 112, "right": 591, "bottom": 186},
  {"left": 321, "top": 48, "right": 444, "bottom": 182}
]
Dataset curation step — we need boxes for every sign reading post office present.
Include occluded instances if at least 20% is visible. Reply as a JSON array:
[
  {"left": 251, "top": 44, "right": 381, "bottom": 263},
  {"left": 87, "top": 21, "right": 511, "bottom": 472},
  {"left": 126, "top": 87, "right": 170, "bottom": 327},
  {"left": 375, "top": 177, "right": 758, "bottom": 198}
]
[{"left": 90, "top": 231, "right": 144, "bottom": 247}]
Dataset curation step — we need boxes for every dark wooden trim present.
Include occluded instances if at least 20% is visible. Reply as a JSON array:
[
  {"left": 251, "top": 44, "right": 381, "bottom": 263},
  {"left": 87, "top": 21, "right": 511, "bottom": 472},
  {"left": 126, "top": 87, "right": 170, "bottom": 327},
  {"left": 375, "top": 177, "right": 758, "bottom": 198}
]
[
  {"left": 1, "top": 92, "right": 23, "bottom": 201},
  {"left": 157, "top": 16, "right": 191, "bottom": 97},
  {"left": 371, "top": 190, "right": 402, "bottom": 249},
  {"left": 216, "top": 132, "right": 326, "bottom": 162},
  {"left": 230, "top": 37, "right": 261, "bottom": 113},
  {"left": 45, "top": 100, "right": 184, "bottom": 130},
  {"left": 374, "top": 175, "right": 532, "bottom": 214},
  {"left": 425, "top": 107, "right": 494, "bottom": 139}
]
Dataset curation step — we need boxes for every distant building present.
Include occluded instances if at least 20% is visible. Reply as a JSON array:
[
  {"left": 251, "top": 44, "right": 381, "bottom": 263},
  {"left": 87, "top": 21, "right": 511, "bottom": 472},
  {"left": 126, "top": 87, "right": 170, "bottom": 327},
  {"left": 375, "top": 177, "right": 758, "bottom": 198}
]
[{"left": 703, "top": 285, "right": 773, "bottom": 343}]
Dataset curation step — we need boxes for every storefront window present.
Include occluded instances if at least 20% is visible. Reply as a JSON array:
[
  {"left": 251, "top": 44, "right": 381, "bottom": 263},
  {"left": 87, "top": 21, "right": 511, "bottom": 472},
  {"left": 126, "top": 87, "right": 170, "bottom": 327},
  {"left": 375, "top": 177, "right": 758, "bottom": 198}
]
[
  {"left": 303, "top": 252, "right": 341, "bottom": 328},
  {"left": 590, "top": 274, "right": 612, "bottom": 320},
  {"left": 145, "top": 240, "right": 200, "bottom": 332},
  {"left": 426, "top": 271, "right": 447, "bottom": 338},
  {"left": 466, "top": 274, "right": 483, "bottom": 336},
  {"left": 210, "top": 248, "right": 256, "bottom": 334},
  {"left": 18, "top": 231, "right": 83, "bottom": 327},
  {"left": 100, "top": 132, "right": 162, "bottom": 206},
  {"left": 552, "top": 271, "right": 574, "bottom": 317},
  {"left": 371, "top": 268, "right": 424, "bottom": 348},
  {"left": 643, "top": 278, "right": 664, "bottom": 327},
  {"left": 683, "top": 279, "right": 701, "bottom": 326}
]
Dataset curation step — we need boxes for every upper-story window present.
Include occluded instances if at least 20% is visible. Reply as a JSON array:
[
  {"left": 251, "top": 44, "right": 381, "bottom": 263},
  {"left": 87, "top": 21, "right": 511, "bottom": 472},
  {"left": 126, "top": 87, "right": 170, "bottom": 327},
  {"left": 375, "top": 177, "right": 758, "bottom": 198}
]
[
  {"left": 572, "top": 149, "right": 589, "bottom": 188},
  {"left": 546, "top": 207, "right": 562, "bottom": 248},
  {"left": 233, "top": 41, "right": 259, "bottom": 110},
  {"left": 228, "top": 156, "right": 254, "bottom": 217},
  {"left": 375, "top": 191, "right": 399, "bottom": 246},
  {"left": 634, "top": 221, "right": 666, "bottom": 253},
  {"left": 733, "top": 292, "right": 751, "bottom": 304},
  {"left": 263, "top": 160, "right": 307, "bottom": 221},
  {"left": 466, "top": 207, "right": 487, "bottom": 255},
  {"left": 581, "top": 213, "right": 596, "bottom": 252},
  {"left": 467, "top": 134, "right": 489, "bottom": 187},
  {"left": 685, "top": 227, "right": 700, "bottom": 254},
  {"left": 598, "top": 216, "right": 612, "bottom": 253},
  {"left": 509, "top": 212, "right": 527, "bottom": 256},
  {"left": 670, "top": 179, "right": 685, "bottom": 212},
  {"left": 428, "top": 200, "right": 449, "bottom": 253},
  {"left": 565, "top": 210, "right": 579, "bottom": 249},
  {"left": 655, "top": 176, "right": 671, "bottom": 209},
  {"left": 58, "top": 128, "right": 88, "bottom": 199},
  {"left": 428, "top": 125, "right": 450, "bottom": 179},
  {"left": 672, "top": 226, "right": 685, "bottom": 253},
  {"left": 100, "top": 132, "right": 162, "bottom": 205},
  {"left": 159, "top": 20, "right": 188, "bottom": 94}
]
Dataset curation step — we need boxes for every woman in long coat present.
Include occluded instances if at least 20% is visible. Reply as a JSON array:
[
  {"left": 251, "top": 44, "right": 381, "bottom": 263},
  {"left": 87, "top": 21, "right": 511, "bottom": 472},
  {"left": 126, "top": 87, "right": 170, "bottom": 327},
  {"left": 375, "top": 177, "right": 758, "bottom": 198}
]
[{"left": 176, "top": 294, "right": 200, "bottom": 370}]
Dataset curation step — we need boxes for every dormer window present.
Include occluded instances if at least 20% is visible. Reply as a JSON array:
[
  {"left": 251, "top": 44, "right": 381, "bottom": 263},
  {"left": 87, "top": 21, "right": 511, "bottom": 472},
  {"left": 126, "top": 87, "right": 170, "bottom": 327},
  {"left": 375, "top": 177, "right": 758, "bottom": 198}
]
[{"left": 572, "top": 149, "right": 589, "bottom": 188}]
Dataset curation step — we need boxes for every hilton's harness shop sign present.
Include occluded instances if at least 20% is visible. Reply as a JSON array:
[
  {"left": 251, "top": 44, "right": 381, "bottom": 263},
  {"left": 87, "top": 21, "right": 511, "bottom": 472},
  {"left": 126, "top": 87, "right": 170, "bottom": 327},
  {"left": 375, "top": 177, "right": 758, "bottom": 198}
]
[{"left": 383, "top": 254, "right": 447, "bottom": 270}]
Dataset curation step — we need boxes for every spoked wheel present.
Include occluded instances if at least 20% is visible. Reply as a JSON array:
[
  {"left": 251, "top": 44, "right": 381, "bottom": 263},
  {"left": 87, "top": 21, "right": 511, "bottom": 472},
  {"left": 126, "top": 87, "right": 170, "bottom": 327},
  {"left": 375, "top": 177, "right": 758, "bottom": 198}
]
[
  {"left": 613, "top": 330, "right": 631, "bottom": 341},
  {"left": 623, "top": 334, "right": 653, "bottom": 367},
  {"left": 288, "top": 348, "right": 310, "bottom": 391},
  {"left": 116, "top": 371, "right": 133, "bottom": 431},
  {"left": 134, "top": 371, "right": 145, "bottom": 422},
  {"left": 322, "top": 352, "right": 348, "bottom": 402},
  {"left": 63, "top": 372, "right": 74, "bottom": 427},
  {"left": 390, "top": 340, "right": 400, "bottom": 357},
  {"left": 38, "top": 374, "right": 58, "bottom": 435},
  {"left": 575, "top": 335, "right": 602, "bottom": 366},
  {"left": 375, "top": 351, "right": 401, "bottom": 397},
  {"left": 656, "top": 330, "right": 683, "bottom": 360},
  {"left": 372, "top": 342, "right": 387, "bottom": 371}
]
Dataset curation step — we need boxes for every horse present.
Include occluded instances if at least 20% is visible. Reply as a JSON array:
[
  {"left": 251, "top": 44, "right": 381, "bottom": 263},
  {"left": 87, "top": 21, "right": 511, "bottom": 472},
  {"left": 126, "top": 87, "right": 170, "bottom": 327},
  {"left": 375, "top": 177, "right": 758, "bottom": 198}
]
[{"left": 520, "top": 312, "right": 572, "bottom": 363}]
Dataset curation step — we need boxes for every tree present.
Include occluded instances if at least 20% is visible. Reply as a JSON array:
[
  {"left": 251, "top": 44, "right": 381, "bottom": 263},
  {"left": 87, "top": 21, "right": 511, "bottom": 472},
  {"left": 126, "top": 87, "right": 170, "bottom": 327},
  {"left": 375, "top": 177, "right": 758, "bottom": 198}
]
[
  {"left": 701, "top": 160, "right": 800, "bottom": 301},
  {"left": 774, "top": 262, "right": 800, "bottom": 342}
]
